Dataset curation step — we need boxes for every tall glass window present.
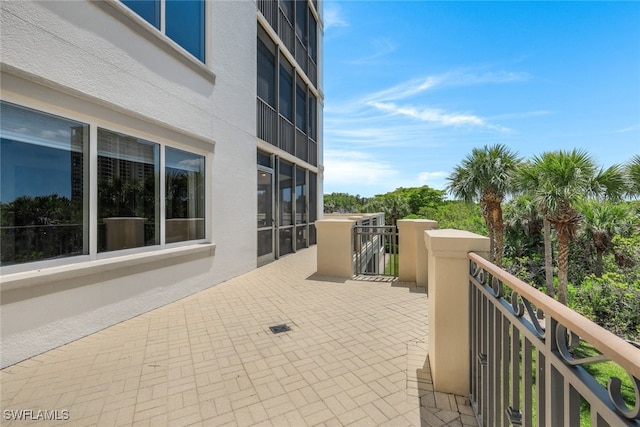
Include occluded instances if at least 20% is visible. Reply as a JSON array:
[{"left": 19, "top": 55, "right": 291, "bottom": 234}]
[
  {"left": 309, "top": 14, "right": 318, "bottom": 62},
  {"left": 309, "top": 93, "right": 317, "bottom": 140},
  {"left": 309, "top": 171, "right": 317, "bottom": 244},
  {"left": 295, "top": 166, "right": 306, "bottom": 224},
  {"left": 281, "top": 0, "right": 294, "bottom": 23},
  {"left": 279, "top": 161, "right": 293, "bottom": 227},
  {"left": 97, "top": 129, "right": 159, "bottom": 252},
  {"left": 295, "top": 0, "right": 307, "bottom": 43},
  {"left": 309, "top": 171, "right": 317, "bottom": 222},
  {"left": 296, "top": 83, "right": 307, "bottom": 132},
  {"left": 279, "top": 161, "right": 293, "bottom": 257},
  {"left": 257, "top": 37, "right": 276, "bottom": 108},
  {"left": 166, "top": 147, "right": 205, "bottom": 243},
  {"left": 279, "top": 64, "right": 294, "bottom": 122},
  {"left": 0, "top": 102, "right": 88, "bottom": 266}
]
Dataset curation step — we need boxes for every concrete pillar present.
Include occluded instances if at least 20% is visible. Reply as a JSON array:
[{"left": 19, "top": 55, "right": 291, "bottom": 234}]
[
  {"left": 398, "top": 219, "right": 438, "bottom": 287},
  {"left": 316, "top": 219, "right": 355, "bottom": 278},
  {"left": 425, "top": 229, "right": 490, "bottom": 395}
]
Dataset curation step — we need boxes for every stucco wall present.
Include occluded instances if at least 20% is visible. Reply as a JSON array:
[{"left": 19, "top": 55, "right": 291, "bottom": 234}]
[{"left": 0, "top": 0, "right": 257, "bottom": 367}]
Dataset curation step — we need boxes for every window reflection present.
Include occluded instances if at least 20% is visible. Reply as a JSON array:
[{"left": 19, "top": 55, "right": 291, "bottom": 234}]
[
  {"left": 97, "top": 128, "right": 159, "bottom": 252},
  {"left": 279, "top": 161, "right": 293, "bottom": 226},
  {"left": 295, "top": 166, "right": 306, "bottom": 224},
  {"left": 0, "top": 102, "right": 88, "bottom": 266},
  {"left": 166, "top": 147, "right": 205, "bottom": 243}
]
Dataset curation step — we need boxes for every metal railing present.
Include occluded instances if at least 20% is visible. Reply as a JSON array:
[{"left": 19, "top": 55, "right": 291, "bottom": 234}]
[
  {"left": 353, "top": 225, "right": 398, "bottom": 277},
  {"left": 257, "top": 98, "right": 277, "bottom": 145},
  {"left": 295, "top": 128, "right": 308, "bottom": 162},
  {"left": 278, "top": 115, "right": 295, "bottom": 155},
  {"left": 468, "top": 252, "right": 640, "bottom": 426},
  {"left": 278, "top": 9, "right": 295, "bottom": 55},
  {"left": 308, "top": 58, "right": 317, "bottom": 87},
  {"left": 257, "top": 0, "right": 278, "bottom": 30}
]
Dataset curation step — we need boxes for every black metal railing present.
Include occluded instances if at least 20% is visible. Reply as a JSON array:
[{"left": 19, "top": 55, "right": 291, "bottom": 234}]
[
  {"left": 353, "top": 225, "right": 398, "bottom": 277},
  {"left": 257, "top": 98, "right": 277, "bottom": 145},
  {"left": 278, "top": 115, "right": 295, "bottom": 155},
  {"left": 257, "top": 0, "right": 278, "bottom": 30},
  {"left": 469, "top": 253, "right": 640, "bottom": 426}
]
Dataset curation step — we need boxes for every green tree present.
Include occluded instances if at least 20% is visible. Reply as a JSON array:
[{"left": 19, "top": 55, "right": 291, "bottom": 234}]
[
  {"left": 365, "top": 193, "right": 410, "bottom": 226},
  {"left": 518, "top": 150, "right": 625, "bottom": 304},
  {"left": 447, "top": 144, "right": 521, "bottom": 267},
  {"left": 578, "top": 201, "right": 633, "bottom": 277},
  {"left": 388, "top": 186, "right": 446, "bottom": 215},
  {"left": 625, "top": 154, "right": 640, "bottom": 198},
  {"left": 417, "top": 201, "right": 487, "bottom": 235},
  {"left": 323, "top": 193, "right": 367, "bottom": 213},
  {"left": 503, "top": 195, "right": 543, "bottom": 258}
]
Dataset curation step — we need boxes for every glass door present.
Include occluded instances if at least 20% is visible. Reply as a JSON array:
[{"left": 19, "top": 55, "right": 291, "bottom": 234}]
[{"left": 257, "top": 168, "right": 275, "bottom": 266}]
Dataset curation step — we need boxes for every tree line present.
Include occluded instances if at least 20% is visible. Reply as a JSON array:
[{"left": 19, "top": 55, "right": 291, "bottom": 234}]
[{"left": 324, "top": 147, "right": 640, "bottom": 340}]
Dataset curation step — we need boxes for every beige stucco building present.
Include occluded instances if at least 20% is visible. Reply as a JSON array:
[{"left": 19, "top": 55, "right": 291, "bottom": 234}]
[{"left": 0, "top": 0, "right": 323, "bottom": 368}]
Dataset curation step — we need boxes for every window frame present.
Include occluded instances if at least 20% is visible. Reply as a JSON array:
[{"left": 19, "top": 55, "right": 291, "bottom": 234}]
[
  {"left": 118, "top": 0, "right": 208, "bottom": 64},
  {"left": 0, "top": 100, "right": 211, "bottom": 274}
]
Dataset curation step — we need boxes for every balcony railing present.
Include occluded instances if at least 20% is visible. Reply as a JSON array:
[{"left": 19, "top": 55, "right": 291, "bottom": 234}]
[
  {"left": 315, "top": 220, "right": 640, "bottom": 426},
  {"left": 308, "top": 139, "right": 317, "bottom": 166},
  {"left": 469, "top": 252, "right": 640, "bottom": 426},
  {"left": 308, "top": 58, "right": 317, "bottom": 87},
  {"left": 278, "top": 9, "right": 295, "bottom": 55},
  {"left": 295, "top": 36, "right": 307, "bottom": 73},
  {"left": 353, "top": 224, "right": 398, "bottom": 278},
  {"left": 257, "top": 98, "right": 277, "bottom": 145},
  {"left": 278, "top": 115, "right": 295, "bottom": 155},
  {"left": 295, "top": 128, "right": 308, "bottom": 162},
  {"left": 257, "top": 0, "right": 277, "bottom": 31}
]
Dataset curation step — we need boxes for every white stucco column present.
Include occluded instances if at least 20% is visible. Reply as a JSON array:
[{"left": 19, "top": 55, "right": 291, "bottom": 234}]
[
  {"left": 316, "top": 219, "right": 355, "bottom": 278},
  {"left": 425, "top": 229, "right": 490, "bottom": 395},
  {"left": 398, "top": 219, "right": 438, "bottom": 287}
]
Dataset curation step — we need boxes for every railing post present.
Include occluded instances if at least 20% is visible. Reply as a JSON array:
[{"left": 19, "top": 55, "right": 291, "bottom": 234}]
[
  {"left": 424, "top": 229, "right": 490, "bottom": 395},
  {"left": 398, "top": 219, "right": 438, "bottom": 287},
  {"left": 315, "top": 219, "right": 355, "bottom": 278}
]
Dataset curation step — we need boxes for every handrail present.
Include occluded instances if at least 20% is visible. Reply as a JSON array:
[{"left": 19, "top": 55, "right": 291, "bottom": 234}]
[{"left": 468, "top": 252, "right": 640, "bottom": 380}]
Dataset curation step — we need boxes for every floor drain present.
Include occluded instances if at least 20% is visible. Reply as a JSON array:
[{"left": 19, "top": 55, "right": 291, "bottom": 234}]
[{"left": 269, "top": 324, "right": 291, "bottom": 334}]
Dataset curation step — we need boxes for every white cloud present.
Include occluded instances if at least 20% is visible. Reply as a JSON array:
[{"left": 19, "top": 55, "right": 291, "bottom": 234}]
[
  {"left": 362, "top": 76, "right": 443, "bottom": 103},
  {"left": 323, "top": 150, "right": 398, "bottom": 187},
  {"left": 615, "top": 124, "right": 640, "bottom": 133},
  {"left": 349, "top": 38, "right": 397, "bottom": 65},
  {"left": 417, "top": 171, "right": 449, "bottom": 190},
  {"left": 361, "top": 70, "right": 528, "bottom": 104},
  {"left": 368, "top": 101, "right": 510, "bottom": 132},
  {"left": 323, "top": 3, "right": 349, "bottom": 31},
  {"left": 369, "top": 102, "right": 484, "bottom": 126}
]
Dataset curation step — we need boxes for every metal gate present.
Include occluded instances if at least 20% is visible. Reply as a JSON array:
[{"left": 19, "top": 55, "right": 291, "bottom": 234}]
[{"left": 353, "top": 224, "right": 398, "bottom": 277}]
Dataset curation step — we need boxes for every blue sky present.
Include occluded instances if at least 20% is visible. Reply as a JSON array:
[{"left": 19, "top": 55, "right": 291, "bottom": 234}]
[{"left": 322, "top": 1, "right": 640, "bottom": 197}]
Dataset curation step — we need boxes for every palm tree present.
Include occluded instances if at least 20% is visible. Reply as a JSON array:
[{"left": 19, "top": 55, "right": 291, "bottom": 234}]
[
  {"left": 503, "top": 194, "right": 543, "bottom": 258},
  {"left": 578, "top": 201, "right": 632, "bottom": 277},
  {"left": 447, "top": 144, "right": 521, "bottom": 267},
  {"left": 518, "top": 149, "right": 625, "bottom": 304},
  {"left": 626, "top": 154, "right": 640, "bottom": 198},
  {"left": 366, "top": 194, "right": 409, "bottom": 226}
]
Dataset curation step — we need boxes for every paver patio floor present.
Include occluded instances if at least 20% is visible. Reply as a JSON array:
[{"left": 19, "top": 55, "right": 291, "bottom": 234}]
[{"left": 1, "top": 247, "right": 476, "bottom": 426}]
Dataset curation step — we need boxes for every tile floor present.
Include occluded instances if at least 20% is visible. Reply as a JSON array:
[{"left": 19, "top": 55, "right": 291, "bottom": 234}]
[{"left": 1, "top": 247, "right": 477, "bottom": 426}]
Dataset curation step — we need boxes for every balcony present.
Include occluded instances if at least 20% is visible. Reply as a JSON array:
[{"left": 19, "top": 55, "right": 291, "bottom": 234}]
[
  {"left": 316, "top": 218, "right": 640, "bottom": 426},
  {"left": 2, "top": 219, "right": 638, "bottom": 426},
  {"left": 0, "top": 245, "right": 475, "bottom": 425}
]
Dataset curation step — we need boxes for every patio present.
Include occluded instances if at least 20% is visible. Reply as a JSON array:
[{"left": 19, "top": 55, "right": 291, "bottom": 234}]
[{"left": 1, "top": 246, "right": 476, "bottom": 426}]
